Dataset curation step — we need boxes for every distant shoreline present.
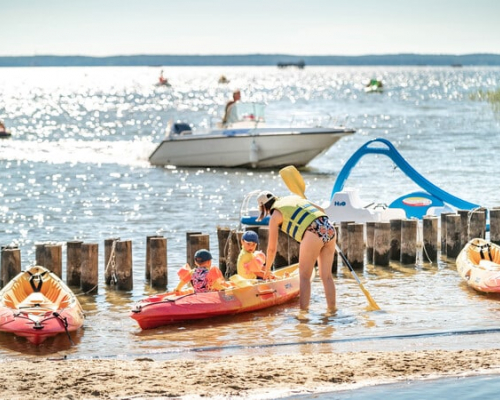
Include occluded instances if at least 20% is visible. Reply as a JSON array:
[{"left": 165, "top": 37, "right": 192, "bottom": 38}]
[{"left": 1, "top": 53, "right": 500, "bottom": 67}]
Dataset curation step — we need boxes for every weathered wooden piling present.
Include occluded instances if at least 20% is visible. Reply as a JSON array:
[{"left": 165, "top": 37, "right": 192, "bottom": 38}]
[
  {"left": 458, "top": 210, "right": 471, "bottom": 247},
  {"left": 445, "top": 214, "right": 461, "bottom": 258},
  {"left": 186, "top": 231, "right": 202, "bottom": 266},
  {"left": 146, "top": 235, "right": 162, "bottom": 281},
  {"left": 66, "top": 240, "right": 83, "bottom": 287},
  {"left": 150, "top": 237, "right": 167, "bottom": 288},
  {"left": 401, "top": 219, "right": 418, "bottom": 265},
  {"left": 340, "top": 221, "right": 354, "bottom": 257},
  {"left": 258, "top": 227, "right": 269, "bottom": 255},
  {"left": 373, "top": 222, "right": 390, "bottom": 266},
  {"left": 390, "top": 219, "right": 402, "bottom": 261},
  {"left": 469, "top": 209, "right": 486, "bottom": 240},
  {"left": 365, "top": 222, "right": 375, "bottom": 263},
  {"left": 276, "top": 230, "right": 299, "bottom": 268},
  {"left": 422, "top": 216, "right": 439, "bottom": 262},
  {"left": 104, "top": 238, "right": 119, "bottom": 285},
  {"left": 81, "top": 243, "right": 99, "bottom": 294},
  {"left": 225, "top": 230, "right": 240, "bottom": 276},
  {"left": 1, "top": 247, "right": 21, "bottom": 288},
  {"left": 187, "top": 233, "right": 209, "bottom": 267},
  {"left": 114, "top": 240, "right": 133, "bottom": 291},
  {"left": 347, "top": 223, "right": 364, "bottom": 270},
  {"left": 217, "top": 226, "right": 231, "bottom": 275},
  {"left": 440, "top": 212, "right": 454, "bottom": 254},
  {"left": 490, "top": 207, "right": 500, "bottom": 246},
  {"left": 44, "top": 244, "right": 62, "bottom": 278},
  {"left": 35, "top": 243, "right": 46, "bottom": 266}
]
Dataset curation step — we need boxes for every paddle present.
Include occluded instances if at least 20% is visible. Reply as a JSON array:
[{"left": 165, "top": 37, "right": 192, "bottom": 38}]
[{"left": 278, "top": 165, "right": 381, "bottom": 311}]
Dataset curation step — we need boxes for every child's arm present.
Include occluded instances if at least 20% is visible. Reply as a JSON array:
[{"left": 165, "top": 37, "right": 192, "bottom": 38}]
[{"left": 175, "top": 263, "right": 192, "bottom": 293}]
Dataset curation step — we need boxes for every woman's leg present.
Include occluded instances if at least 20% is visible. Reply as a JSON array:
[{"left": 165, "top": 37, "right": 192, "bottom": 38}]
[
  {"left": 298, "top": 232, "right": 323, "bottom": 310},
  {"left": 317, "top": 238, "right": 337, "bottom": 311}
]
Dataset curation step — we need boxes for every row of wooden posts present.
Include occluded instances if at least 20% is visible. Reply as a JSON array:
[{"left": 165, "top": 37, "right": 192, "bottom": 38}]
[{"left": 2, "top": 208, "right": 499, "bottom": 290}]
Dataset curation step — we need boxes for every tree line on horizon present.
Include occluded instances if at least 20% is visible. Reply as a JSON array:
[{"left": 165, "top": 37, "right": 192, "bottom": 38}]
[{"left": 1, "top": 53, "right": 500, "bottom": 67}]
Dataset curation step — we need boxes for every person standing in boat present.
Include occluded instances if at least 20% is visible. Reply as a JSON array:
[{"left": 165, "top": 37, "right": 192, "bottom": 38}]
[
  {"left": 237, "top": 230, "right": 269, "bottom": 280},
  {"left": 222, "top": 89, "right": 241, "bottom": 125},
  {"left": 256, "top": 191, "right": 337, "bottom": 311},
  {"left": 174, "top": 249, "right": 228, "bottom": 293}
]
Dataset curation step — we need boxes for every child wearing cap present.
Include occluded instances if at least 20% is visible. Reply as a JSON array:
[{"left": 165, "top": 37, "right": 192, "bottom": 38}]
[
  {"left": 237, "top": 230, "right": 270, "bottom": 280},
  {"left": 175, "top": 249, "right": 228, "bottom": 293}
]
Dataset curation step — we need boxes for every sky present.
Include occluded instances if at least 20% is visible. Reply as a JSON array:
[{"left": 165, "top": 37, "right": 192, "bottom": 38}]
[{"left": 1, "top": 0, "right": 500, "bottom": 57}]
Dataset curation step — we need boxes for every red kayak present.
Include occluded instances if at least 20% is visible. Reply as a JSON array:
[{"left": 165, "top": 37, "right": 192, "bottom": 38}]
[
  {"left": 130, "top": 264, "right": 301, "bottom": 329},
  {"left": 0, "top": 266, "right": 84, "bottom": 345}
]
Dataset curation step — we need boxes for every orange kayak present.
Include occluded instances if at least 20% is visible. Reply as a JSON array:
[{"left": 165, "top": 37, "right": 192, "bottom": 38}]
[
  {"left": 457, "top": 238, "right": 500, "bottom": 293},
  {"left": 130, "top": 263, "right": 301, "bottom": 329},
  {"left": 0, "top": 266, "right": 84, "bottom": 345}
]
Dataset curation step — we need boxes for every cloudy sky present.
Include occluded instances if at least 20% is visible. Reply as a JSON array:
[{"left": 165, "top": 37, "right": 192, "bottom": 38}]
[{"left": 2, "top": 0, "right": 499, "bottom": 56}]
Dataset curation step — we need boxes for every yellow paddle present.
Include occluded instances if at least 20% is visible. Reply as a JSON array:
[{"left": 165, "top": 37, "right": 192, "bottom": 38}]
[{"left": 278, "top": 165, "right": 381, "bottom": 311}]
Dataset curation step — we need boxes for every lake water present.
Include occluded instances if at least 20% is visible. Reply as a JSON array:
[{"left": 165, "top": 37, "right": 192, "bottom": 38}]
[{"left": 1, "top": 66, "right": 500, "bottom": 365}]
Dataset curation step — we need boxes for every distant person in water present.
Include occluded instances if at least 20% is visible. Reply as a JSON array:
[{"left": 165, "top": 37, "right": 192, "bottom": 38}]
[
  {"left": 222, "top": 89, "right": 241, "bottom": 125},
  {"left": 159, "top": 70, "right": 168, "bottom": 86},
  {"left": 0, "top": 120, "right": 6, "bottom": 132}
]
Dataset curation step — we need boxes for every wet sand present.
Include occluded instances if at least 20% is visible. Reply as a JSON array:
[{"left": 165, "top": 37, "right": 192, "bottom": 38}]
[{"left": 2, "top": 349, "right": 500, "bottom": 399}]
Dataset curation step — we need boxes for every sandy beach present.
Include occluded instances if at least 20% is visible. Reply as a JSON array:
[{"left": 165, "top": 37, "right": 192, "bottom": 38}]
[{"left": 2, "top": 349, "right": 500, "bottom": 399}]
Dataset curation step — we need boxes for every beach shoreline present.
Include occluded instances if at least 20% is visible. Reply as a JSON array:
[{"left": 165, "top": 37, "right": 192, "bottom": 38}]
[{"left": 2, "top": 349, "right": 500, "bottom": 399}]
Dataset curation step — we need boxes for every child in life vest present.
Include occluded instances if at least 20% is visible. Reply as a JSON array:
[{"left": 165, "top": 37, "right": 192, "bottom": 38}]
[
  {"left": 175, "top": 249, "right": 228, "bottom": 293},
  {"left": 236, "top": 231, "right": 271, "bottom": 279}
]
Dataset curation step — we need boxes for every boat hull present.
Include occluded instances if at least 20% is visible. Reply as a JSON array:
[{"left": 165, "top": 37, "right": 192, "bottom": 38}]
[
  {"left": 149, "top": 128, "right": 354, "bottom": 168},
  {"left": 0, "top": 266, "right": 84, "bottom": 345},
  {"left": 130, "top": 264, "right": 300, "bottom": 329},
  {"left": 456, "top": 238, "right": 500, "bottom": 293}
]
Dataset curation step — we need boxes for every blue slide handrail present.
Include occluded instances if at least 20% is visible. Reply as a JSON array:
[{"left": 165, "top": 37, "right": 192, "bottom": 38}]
[{"left": 331, "top": 138, "right": 479, "bottom": 210}]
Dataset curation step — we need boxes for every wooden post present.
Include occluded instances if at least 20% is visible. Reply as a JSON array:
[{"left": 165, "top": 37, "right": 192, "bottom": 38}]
[
  {"left": 45, "top": 244, "right": 62, "bottom": 278},
  {"left": 347, "top": 223, "right": 364, "bottom": 270},
  {"left": 226, "top": 230, "right": 240, "bottom": 277},
  {"left": 401, "top": 219, "right": 418, "bottom": 265},
  {"left": 186, "top": 231, "right": 202, "bottom": 266},
  {"left": 276, "top": 230, "right": 299, "bottom": 267},
  {"left": 66, "top": 241, "right": 83, "bottom": 287},
  {"left": 390, "top": 219, "right": 402, "bottom": 261},
  {"left": 258, "top": 226, "right": 269, "bottom": 255},
  {"left": 490, "top": 207, "right": 500, "bottom": 246},
  {"left": 81, "top": 243, "right": 99, "bottom": 294},
  {"left": 446, "top": 214, "right": 462, "bottom": 259},
  {"left": 104, "top": 238, "right": 119, "bottom": 285},
  {"left": 146, "top": 235, "right": 162, "bottom": 281},
  {"left": 35, "top": 243, "right": 46, "bottom": 266},
  {"left": 150, "top": 237, "right": 167, "bottom": 289},
  {"left": 469, "top": 209, "right": 486, "bottom": 240},
  {"left": 422, "top": 216, "right": 439, "bottom": 262},
  {"left": 1, "top": 248, "right": 21, "bottom": 288},
  {"left": 340, "top": 221, "right": 354, "bottom": 257},
  {"left": 440, "top": 213, "right": 454, "bottom": 253},
  {"left": 458, "top": 210, "right": 470, "bottom": 246},
  {"left": 115, "top": 240, "right": 133, "bottom": 291},
  {"left": 373, "top": 222, "right": 390, "bottom": 267},
  {"left": 365, "top": 222, "right": 375, "bottom": 263},
  {"left": 217, "top": 226, "right": 231, "bottom": 275}
]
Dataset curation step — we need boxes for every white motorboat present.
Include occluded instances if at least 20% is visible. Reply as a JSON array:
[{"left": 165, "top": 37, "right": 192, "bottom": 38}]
[{"left": 148, "top": 104, "right": 354, "bottom": 169}]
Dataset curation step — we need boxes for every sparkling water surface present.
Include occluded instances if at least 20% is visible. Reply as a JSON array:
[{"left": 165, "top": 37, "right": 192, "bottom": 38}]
[{"left": 1, "top": 66, "right": 500, "bottom": 361}]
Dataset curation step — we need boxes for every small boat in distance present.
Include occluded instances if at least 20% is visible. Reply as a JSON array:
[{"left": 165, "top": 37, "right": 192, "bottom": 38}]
[
  {"left": 148, "top": 103, "right": 354, "bottom": 169},
  {"left": 364, "top": 78, "right": 384, "bottom": 93},
  {"left": 0, "top": 265, "right": 84, "bottom": 345}
]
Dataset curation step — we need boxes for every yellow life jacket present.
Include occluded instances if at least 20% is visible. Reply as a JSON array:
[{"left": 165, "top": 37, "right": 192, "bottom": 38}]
[{"left": 272, "top": 196, "right": 326, "bottom": 242}]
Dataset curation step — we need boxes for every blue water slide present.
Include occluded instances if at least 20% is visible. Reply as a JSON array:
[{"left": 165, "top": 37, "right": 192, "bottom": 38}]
[{"left": 331, "top": 138, "right": 480, "bottom": 211}]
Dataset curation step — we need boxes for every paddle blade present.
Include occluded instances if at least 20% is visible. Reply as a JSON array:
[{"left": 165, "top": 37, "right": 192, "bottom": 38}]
[
  {"left": 279, "top": 165, "right": 306, "bottom": 198},
  {"left": 358, "top": 282, "right": 381, "bottom": 311}
]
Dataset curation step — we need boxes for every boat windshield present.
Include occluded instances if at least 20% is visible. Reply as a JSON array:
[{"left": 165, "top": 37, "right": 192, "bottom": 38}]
[{"left": 233, "top": 103, "right": 266, "bottom": 123}]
